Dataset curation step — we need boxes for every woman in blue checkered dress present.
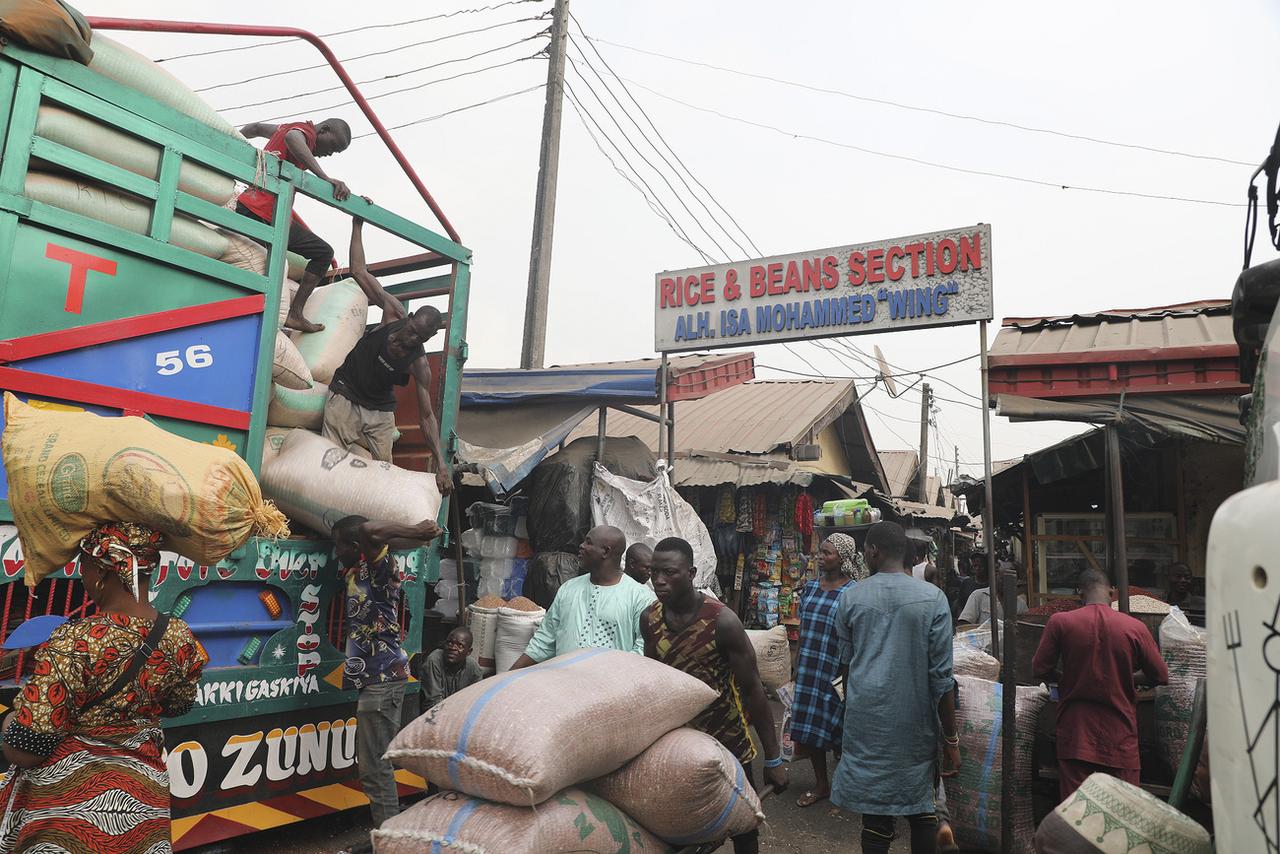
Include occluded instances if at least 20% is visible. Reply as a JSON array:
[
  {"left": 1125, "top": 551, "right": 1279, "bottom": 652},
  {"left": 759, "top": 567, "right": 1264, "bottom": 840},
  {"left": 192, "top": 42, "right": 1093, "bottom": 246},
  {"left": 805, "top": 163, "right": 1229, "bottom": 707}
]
[{"left": 792, "top": 533, "right": 864, "bottom": 808}]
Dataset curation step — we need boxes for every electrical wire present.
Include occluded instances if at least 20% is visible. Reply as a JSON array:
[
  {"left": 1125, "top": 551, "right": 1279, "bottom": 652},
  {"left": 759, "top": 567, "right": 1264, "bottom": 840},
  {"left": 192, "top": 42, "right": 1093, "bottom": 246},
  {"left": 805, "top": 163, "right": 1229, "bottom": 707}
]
[
  {"left": 219, "top": 36, "right": 545, "bottom": 113},
  {"left": 155, "top": 0, "right": 549, "bottom": 62},
  {"left": 586, "top": 35, "right": 1253, "bottom": 168},
  {"left": 618, "top": 75, "right": 1248, "bottom": 208},
  {"left": 195, "top": 14, "right": 549, "bottom": 93},
  {"left": 350, "top": 84, "right": 543, "bottom": 139},
  {"left": 569, "top": 19, "right": 761, "bottom": 257}
]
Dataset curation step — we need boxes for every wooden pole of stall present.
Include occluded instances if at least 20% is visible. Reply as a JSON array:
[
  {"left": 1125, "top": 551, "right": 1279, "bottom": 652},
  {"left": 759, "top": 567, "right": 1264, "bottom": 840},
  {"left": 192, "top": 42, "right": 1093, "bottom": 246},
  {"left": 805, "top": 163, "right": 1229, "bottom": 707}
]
[
  {"left": 1022, "top": 466, "right": 1036, "bottom": 606},
  {"left": 1106, "top": 425, "right": 1130, "bottom": 613},
  {"left": 980, "top": 320, "right": 1000, "bottom": 658},
  {"left": 1000, "top": 569, "right": 1018, "bottom": 854}
]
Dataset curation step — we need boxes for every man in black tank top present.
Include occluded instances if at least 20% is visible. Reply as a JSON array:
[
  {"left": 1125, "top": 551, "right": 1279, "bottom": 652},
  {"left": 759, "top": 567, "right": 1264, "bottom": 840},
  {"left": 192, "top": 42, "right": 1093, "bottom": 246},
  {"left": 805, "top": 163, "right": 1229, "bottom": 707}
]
[{"left": 322, "top": 258, "right": 452, "bottom": 494}]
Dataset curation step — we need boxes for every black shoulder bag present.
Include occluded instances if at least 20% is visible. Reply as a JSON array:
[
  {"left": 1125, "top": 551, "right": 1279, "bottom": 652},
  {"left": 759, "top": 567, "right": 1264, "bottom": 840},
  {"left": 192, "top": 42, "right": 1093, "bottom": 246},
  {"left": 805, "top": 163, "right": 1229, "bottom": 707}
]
[{"left": 79, "top": 613, "right": 171, "bottom": 715}]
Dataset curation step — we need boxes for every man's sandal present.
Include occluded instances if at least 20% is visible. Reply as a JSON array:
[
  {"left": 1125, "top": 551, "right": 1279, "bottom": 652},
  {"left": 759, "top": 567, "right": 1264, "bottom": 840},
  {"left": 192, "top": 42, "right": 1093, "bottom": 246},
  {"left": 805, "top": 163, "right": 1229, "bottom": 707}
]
[{"left": 796, "top": 790, "right": 827, "bottom": 808}]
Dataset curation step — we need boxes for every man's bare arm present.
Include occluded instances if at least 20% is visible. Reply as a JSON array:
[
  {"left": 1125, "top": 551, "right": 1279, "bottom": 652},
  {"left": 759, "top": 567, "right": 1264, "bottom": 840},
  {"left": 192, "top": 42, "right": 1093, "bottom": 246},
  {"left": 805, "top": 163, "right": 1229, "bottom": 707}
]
[
  {"left": 240, "top": 122, "right": 278, "bottom": 139},
  {"left": 283, "top": 129, "right": 350, "bottom": 200},
  {"left": 348, "top": 220, "right": 406, "bottom": 321},
  {"left": 409, "top": 358, "right": 453, "bottom": 496}
]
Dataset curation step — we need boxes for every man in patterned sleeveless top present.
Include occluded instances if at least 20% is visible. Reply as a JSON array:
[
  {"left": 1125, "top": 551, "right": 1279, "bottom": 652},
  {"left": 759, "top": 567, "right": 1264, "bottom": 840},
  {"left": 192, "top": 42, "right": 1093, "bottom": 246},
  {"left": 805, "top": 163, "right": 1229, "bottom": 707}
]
[{"left": 642, "top": 537, "right": 787, "bottom": 854}]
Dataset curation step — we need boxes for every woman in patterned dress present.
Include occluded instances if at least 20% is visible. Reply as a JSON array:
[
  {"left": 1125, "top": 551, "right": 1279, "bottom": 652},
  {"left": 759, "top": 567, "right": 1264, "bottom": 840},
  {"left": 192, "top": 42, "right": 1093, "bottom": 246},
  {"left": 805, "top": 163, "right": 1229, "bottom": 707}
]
[
  {"left": 0, "top": 522, "right": 206, "bottom": 854},
  {"left": 792, "top": 533, "right": 864, "bottom": 808}
]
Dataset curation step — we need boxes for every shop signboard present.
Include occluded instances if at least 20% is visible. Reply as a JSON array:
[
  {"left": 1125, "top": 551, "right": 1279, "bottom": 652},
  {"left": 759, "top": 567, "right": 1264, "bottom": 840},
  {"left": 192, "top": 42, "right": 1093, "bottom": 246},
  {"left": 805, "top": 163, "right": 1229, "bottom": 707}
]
[{"left": 654, "top": 223, "right": 992, "bottom": 352}]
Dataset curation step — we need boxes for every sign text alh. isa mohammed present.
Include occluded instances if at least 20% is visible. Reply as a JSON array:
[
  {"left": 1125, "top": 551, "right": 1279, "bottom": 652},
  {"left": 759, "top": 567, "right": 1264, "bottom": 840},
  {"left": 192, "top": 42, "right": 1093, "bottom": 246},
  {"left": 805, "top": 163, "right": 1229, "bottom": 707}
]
[{"left": 654, "top": 224, "right": 993, "bottom": 352}]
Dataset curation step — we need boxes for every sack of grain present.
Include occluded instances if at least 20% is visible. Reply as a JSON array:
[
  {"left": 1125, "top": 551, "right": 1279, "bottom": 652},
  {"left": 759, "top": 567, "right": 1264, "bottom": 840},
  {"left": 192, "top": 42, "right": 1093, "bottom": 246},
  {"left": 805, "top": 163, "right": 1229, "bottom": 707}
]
[
  {"left": 372, "top": 788, "right": 666, "bottom": 854},
  {"left": 953, "top": 643, "right": 1000, "bottom": 680},
  {"left": 494, "top": 598, "right": 545, "bottom": 673},
  {"left": 267, "top": 383, "right": 328, "bottom": 430},
  {"left": 746, "top": 624, "right": 790, "bottom": 691},
  {"left": 1033, "top": 773, "right": 1211, "bottom": 854},
  {"left": 260, "top": 427, "right": 293, "bottom": 469},
  {"left": 468, "top": 597, "right": 504, "bottom": 672},
  {"left": 289, "top": 279, "right": 368, "bottom": 384},
  {"left": 1, "top": 393, "right": 288, "bottom": 585},
  {"left": 37, "top": 105, "right": 235, "bottom": 204},
  {"left": 585, "top": 727, "right": 763, "bottom": 844},
  {"left": 1155, "top": 607, "right": 1207, "bottom": 780},
  {"left": 260, "top": 429, "right": 441, "bottom": 536},
  {"left": 950, "top": 675, "right": 1049, "bottom": 854},
  {"left": 386, "top": 648, "right": 718, "bottom": 805},
  {"left": 24, "top": 171, "right": 227, "bottom": 258},
  {"left": 0, "top": 0, "right": 92, "bottom": 63}
]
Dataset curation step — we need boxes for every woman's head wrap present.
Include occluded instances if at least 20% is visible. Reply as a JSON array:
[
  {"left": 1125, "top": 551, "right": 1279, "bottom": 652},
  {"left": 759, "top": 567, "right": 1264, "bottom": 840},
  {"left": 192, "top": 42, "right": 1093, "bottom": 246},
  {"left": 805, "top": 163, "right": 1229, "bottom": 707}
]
[
  {"left": 825, "top": 532, "right": 867, "bottom": 581},
  {"left": 79, "top": 522, "right": 164, "bottom": 599}
]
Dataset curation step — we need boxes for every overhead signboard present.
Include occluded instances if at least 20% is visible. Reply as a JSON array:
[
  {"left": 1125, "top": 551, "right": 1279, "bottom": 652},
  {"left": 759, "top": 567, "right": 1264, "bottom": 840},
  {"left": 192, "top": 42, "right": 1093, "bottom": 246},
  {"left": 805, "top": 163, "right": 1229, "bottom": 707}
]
[{"left": 654, "top": 223, "right": 992, "bottom": 352}]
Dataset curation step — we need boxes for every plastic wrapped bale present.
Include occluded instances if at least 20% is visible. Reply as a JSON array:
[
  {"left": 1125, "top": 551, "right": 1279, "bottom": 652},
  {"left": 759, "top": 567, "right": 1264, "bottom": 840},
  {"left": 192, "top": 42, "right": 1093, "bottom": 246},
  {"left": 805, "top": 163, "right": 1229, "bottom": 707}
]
[
  {"left": 385, "top": 649, "right": 717, "bottom": 805},
  {"left": 1154, "top": 607, "right": 1207, "bottom": 781},
  {"left": 746, "top": 625, "right": 790, "bottom": 692},
  {"left": 371, "top": 788, "right": 669, "bottom": 854},
  {"left": 949, "top": 675, "right": 1049, "bottom": 854},
  {"left": 1033, "top": 772, "right": 1211, "bottom": 854},
  {"left": 523, "top": 551, "right": 581, "bottom": 611},
  {"left": 289, "top": 279, "right": 369, "bottom": 384},
  {"left": 267, "top": 382, "right": 328, "bottom": 430},
  {"left": 526, "top": 436, "right": 656, "bottom": 554},
  {"left": 953, "top": 643, "right": 1001, "bottom": 680},
  {"left": 260, "top": 429, "right": 441, "bottom": 536},
  {"left": 585, "top": 727, "right": 763, "bottom": 845}
]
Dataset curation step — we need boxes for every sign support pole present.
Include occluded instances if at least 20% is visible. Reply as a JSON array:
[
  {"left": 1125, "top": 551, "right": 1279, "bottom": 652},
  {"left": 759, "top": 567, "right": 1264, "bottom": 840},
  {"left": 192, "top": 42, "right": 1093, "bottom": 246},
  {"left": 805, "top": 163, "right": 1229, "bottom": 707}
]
[
  {"left": 658, "top": 353, "right": 669, "bottom": 465},
  {"left": 980, "top": 319, "right": 999, "bottom": 659}
]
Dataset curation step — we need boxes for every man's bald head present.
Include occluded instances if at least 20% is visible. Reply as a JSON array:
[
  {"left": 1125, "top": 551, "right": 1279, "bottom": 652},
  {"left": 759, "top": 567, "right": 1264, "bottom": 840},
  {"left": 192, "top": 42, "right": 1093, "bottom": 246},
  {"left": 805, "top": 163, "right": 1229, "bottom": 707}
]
[{"left": 578, "top": 525, "right": 626, "bottom": 573}]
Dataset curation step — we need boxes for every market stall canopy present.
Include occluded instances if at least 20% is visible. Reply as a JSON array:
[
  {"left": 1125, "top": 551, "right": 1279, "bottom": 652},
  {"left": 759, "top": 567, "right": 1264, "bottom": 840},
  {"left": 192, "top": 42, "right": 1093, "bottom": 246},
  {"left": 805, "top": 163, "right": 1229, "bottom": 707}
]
[{"left": 996, "top": 393, "right": 1245, "bottom": 446}]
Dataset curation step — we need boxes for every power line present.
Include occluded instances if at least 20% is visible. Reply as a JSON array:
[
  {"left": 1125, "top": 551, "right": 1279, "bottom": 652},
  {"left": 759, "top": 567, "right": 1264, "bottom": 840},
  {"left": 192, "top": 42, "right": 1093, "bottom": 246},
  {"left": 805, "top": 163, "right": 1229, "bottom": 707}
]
[
  {"left": 195, "top": 14, "right": 549, "bottom": 94},
  {"left": 351, "top": 84, "right": 543, "bottom": 139},
  {"left": 219, "top": 36, "right": 545, "bottom": 113},
  {"left": 618, "top": 75, "right": 1248, "bottom": 208},
  {"left": 569, "top": 18, "right": 761, "bottom": 257},
  {"left": 155, "top": 0, "right": 549, "bottom": 62},
  {"left": 586, "top": 35, "right": 1253, "bottom": 168}
]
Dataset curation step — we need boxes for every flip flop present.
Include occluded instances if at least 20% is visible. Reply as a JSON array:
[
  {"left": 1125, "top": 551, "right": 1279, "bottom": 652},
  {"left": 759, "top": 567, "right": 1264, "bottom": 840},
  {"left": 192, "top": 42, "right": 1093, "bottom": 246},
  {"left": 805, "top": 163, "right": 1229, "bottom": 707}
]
[{"left": 796, "top": 790, "right": 828, "bottom": 808}]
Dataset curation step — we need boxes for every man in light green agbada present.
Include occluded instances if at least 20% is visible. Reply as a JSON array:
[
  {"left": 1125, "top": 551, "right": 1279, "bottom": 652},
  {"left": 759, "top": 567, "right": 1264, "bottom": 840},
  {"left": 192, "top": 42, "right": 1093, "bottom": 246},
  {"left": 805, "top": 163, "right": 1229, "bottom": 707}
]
[{"left": 510, "top": 526, "right": 655, "bottom": 668}]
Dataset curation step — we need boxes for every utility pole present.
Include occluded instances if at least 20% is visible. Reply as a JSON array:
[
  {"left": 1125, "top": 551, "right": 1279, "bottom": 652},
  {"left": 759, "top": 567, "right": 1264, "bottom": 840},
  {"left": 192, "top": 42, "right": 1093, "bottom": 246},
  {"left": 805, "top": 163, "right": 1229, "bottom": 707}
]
[
  {"left": 520, "top": 0, "right": 570, "bottom": 369},
  {"left": 917, "top": 382, "right": 931, "bottom": 503},
  {"left": 955, "top": 444, "right": 964, "bottom": 515}
]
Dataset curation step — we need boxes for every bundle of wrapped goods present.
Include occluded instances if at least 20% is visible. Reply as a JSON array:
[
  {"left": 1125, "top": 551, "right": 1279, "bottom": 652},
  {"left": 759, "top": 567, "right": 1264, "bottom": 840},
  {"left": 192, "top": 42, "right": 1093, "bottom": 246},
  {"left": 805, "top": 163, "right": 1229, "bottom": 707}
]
[
  {"left": 1, "top": 394, "right": 289, "bottom": 585},
  {"left": 88, "top": 35, "right": 244, "bottom": 139},
  {"left": 493, "top": 597, "right": 545, "bottom": 673},
  {"left": 467, "top": 596, "right": 504, "bottom": 673},
  {"left": 372, "top": 788, "right": 665, "bottom": 854},
  {"left": 1033, "top": 772, "right": 1211, "bottom": 853},
  {"left": 0, "top": 0, "right": 93, "bottom": 64},
  {"left": 746, "top": 624, "right": 790, "bottom": 692},
  {"left": 385, "top": 649, "right": 717, "bottom": 805},
  {"left": 289, "top": 279, "right": 369, "bottom": 384},
  {"left": 1154, "top": 607, "right": 1207, "bottom": 781},
  {"left": 953, "top": 643, "right": 1001, "bottom": 680},
  {"left": 477, "top": 558, "right": 512, "bottom": 600},
  {"left": 24, "top": 171, "right": 228, "bottom": 258},
  {"left": 585, "top": 727, "right": 764, "bottom": 845},
  {"left": 267, "top": 383, "right": 328, "bottom": 430},
  {"left": 260, "top": 430, "right": 441, "bottom": 535},
  {"left": 949, "top": 675, "right": 1049, "bottom": 854},
  {"left": 432, "top": 569, "right": 461, "bottom": 620}
]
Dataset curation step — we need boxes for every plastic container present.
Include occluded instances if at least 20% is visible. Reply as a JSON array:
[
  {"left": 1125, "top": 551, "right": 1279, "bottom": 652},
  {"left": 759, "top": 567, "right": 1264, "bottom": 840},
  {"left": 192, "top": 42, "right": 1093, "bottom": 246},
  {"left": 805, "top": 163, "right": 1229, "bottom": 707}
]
[
  {"left": 480, "top": 558, "right": 515, "bottom": 581},
  {"left": 822, "top": 498, "right": 869, "bottom": 515},
  {"left": 481, "top": 536, "right": 518, "bottom": 559},
  {"left": 460, "top": 528, "right": 483, "bottom": 556}
]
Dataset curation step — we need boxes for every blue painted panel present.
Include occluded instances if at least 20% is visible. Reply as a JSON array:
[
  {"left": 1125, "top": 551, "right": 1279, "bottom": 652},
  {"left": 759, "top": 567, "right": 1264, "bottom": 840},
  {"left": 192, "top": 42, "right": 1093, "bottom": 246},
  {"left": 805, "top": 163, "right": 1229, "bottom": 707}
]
[
  {"left": 13, "top": 314, "right": 262, "bottom": 411},
  {"left": 0, "top": 394, "right": 119, "bottom": 501},
  {"left": 181, "top": 581, "right": 294, "bottom": 668}
]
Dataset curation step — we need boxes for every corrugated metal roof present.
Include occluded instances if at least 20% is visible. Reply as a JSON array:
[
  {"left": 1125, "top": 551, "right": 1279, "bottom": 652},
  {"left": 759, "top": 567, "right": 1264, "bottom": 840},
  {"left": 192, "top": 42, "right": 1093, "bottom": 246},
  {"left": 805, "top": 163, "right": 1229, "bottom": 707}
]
[
  {"left": 671, "top": 453, "right": 815, "bottom": 488},
  {"left": 991, "top": 301, "right": 1234, "bottom": 360},
  {"left": 1000, "top": 300, "right": 1231, "bottom": 330},
  {"left": 878, "top": 450, "right": 919, "bottom": 497},
  {"left": 565, "top": 380, "right": 859, "bottom": 455}
]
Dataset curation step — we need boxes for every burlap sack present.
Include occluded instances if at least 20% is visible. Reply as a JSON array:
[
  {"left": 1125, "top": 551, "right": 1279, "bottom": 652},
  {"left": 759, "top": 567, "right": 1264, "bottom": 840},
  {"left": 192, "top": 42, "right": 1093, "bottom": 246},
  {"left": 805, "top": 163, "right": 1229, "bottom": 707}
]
[
  {"left": 953, "top": 642, "right": 1000, "bottom": 680},
  {"left": 289, "top": 279, "right": 369, "bottom": 384},
  {"left": 1, "top": 394, "right": 288, "bottom": 585},
  {"left": 372, "top": 788, "right": 669, "bottom": 854},
  {"left": 747, "top": 625, "right": 790, "bottom": 691},
  {"left": 386, "top": 648, "right": 718, "bottom": 806},
  {"left": 586, "top": 727, "right": 763, "bottom": 844},
  {"left": 494, "top": 605, "right": 544, "bottom": 673},
  {"left": 1154, "top": 607, "right": 1206, "bottom": 782},
  {"left": 950, "top": 675, "right": 1048, "bottom": 854}
]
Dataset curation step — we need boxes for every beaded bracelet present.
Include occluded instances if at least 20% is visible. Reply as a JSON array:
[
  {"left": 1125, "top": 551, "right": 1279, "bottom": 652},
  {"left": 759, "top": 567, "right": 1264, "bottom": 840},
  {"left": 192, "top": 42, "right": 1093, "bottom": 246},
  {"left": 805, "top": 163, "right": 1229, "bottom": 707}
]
[{"left": 764, "top": 755, "right": 786, "bottom": 768}]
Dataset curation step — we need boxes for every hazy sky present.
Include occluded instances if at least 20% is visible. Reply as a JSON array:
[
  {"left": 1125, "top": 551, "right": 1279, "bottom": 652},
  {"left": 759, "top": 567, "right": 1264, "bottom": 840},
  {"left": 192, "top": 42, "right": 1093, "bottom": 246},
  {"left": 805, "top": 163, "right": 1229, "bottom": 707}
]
[{"left": 95, "top": 0, "right": 1279, "bottom": 480}]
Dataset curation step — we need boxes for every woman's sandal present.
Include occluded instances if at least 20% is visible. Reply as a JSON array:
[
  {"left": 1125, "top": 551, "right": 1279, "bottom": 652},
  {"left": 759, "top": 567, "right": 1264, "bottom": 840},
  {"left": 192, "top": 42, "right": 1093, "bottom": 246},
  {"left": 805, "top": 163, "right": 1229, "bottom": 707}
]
[{"left": 796, "top": 790, "right": 828, "bottom": 808}]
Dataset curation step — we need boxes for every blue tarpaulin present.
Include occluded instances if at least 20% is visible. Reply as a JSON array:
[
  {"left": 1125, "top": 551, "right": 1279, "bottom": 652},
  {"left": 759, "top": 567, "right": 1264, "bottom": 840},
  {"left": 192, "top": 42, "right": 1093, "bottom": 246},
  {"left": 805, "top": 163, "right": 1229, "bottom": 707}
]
[{"left": 461, "top": 367, "right": 662, "bottom": 407}]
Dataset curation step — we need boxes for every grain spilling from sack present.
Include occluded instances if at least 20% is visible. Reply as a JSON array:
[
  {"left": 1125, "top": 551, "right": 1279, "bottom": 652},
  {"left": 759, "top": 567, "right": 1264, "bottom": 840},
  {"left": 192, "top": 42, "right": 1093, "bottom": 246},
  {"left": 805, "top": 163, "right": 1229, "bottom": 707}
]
[
  {"left": 586, "top": 727, "right": 763, "bottom": 844},
  {"left": 385, "top": 648, "right": 718, "bottom": 806},
  {"left": 747, "top": 625, "right": 790, "bottom": 691},
  {"left": 372, "top": 788, "right": 666, "bottom": 854},
  {"left": 1, "top": 394, "right": 288, "bottom": 585}
]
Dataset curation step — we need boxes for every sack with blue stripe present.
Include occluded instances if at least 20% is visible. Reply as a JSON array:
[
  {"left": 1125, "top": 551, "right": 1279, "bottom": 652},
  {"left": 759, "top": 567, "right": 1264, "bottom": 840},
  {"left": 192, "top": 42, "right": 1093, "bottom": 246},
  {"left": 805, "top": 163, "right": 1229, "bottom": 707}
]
[
  {"left": 385, "top": 648, "right": 718, "bottom": 806},
  {"left": 585, "top": 727, "right": 764, "bottom": 845}
]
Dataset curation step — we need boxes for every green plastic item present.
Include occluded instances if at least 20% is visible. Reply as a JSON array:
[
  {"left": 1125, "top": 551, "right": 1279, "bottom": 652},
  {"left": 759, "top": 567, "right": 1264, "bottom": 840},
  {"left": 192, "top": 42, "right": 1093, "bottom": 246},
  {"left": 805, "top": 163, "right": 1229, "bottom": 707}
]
[{"left": 237, "top": 636, "right": 262, "bottom": 665}]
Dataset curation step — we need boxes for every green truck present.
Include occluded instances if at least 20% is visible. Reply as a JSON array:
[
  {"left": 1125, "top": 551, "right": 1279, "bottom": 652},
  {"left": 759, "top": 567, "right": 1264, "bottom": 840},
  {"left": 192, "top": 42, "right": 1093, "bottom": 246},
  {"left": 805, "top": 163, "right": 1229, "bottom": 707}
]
[{"left": 0, "top": 28, "right": 469, "bottom": 850}]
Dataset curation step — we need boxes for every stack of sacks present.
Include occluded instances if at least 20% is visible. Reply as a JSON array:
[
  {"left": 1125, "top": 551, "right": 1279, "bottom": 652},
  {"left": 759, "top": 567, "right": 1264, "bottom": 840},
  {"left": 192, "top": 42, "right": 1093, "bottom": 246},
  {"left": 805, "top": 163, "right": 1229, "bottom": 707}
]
[
  {"left": 377, "top": 649, "right": 764, "bottom": 853},
  {"left": 260, "top": 430, "right": 440, "bottom": 537}
]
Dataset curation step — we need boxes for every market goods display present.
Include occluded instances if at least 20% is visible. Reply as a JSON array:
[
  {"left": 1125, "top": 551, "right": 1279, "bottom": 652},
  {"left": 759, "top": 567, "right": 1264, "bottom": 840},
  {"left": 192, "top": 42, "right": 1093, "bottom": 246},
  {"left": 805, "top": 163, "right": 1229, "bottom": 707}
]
[
  {"left": 289, "top": 279, "right": 369, "bottom": 384},
  {"left": 953, "top": 643, "right": 1000, "bottom": 680},
  {"left": 585, "top": 727, "right": 763, "bottom": 844},
  {"left": 260, "top": 429, "right": 441, "bottom": 535},
  {"left": 746, "top": 624, "right": 790, "bottom": 691},
  {"left": 493, "top": 599, "right": 544, "bottom": 673},
  {"left": 1111, "top": 594, "right": 1171, "bottom": 615},
  {"left": 949, "top": 675, "right": 1049, "bottom": 854},
  {"left": 1032, "top": 772, "right": 1211, "bottom": 854},
  {"left": 266, "top": 382, "right": 328, "bottom": 430},
  {"left": 1154, "top": 607, "right": 1207, "bottom": 780},
  {"left": 468, "top": 597, "right": 504, "bottom": 672},
  {"left": 371, "top": 788, "right": 667, "bottom": 854},
  {"left": 1, "top": 394, "right": 288, "bottom": 585},
  {"left": 385, "top": 648, "right": 718, "bottom": 806}
]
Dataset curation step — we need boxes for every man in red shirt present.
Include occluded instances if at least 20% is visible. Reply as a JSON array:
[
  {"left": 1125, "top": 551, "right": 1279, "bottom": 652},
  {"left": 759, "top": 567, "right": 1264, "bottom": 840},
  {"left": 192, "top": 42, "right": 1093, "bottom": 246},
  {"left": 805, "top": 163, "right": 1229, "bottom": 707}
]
[
  {"left": 235, "top": 118, "right": 353, "bottom": 333},
  {"left": 1032, "top": 568, "right": 1169, "bottom": 800}
]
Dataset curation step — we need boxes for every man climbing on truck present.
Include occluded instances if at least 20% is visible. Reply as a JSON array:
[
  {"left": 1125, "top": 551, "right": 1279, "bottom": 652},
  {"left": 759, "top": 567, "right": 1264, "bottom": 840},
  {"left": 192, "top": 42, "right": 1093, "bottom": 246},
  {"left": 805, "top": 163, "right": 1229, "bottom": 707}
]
[{"left": 236, "top": 117, "right": 353, "bottom": 333}]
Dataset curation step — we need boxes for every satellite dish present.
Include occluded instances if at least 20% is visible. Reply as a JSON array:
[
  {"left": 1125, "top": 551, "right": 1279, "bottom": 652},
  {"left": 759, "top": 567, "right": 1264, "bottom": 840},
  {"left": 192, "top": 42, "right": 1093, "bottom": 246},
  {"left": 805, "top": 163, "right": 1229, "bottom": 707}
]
[{"left": 874, "top": 345, "right": 899, "bottom": 397}]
